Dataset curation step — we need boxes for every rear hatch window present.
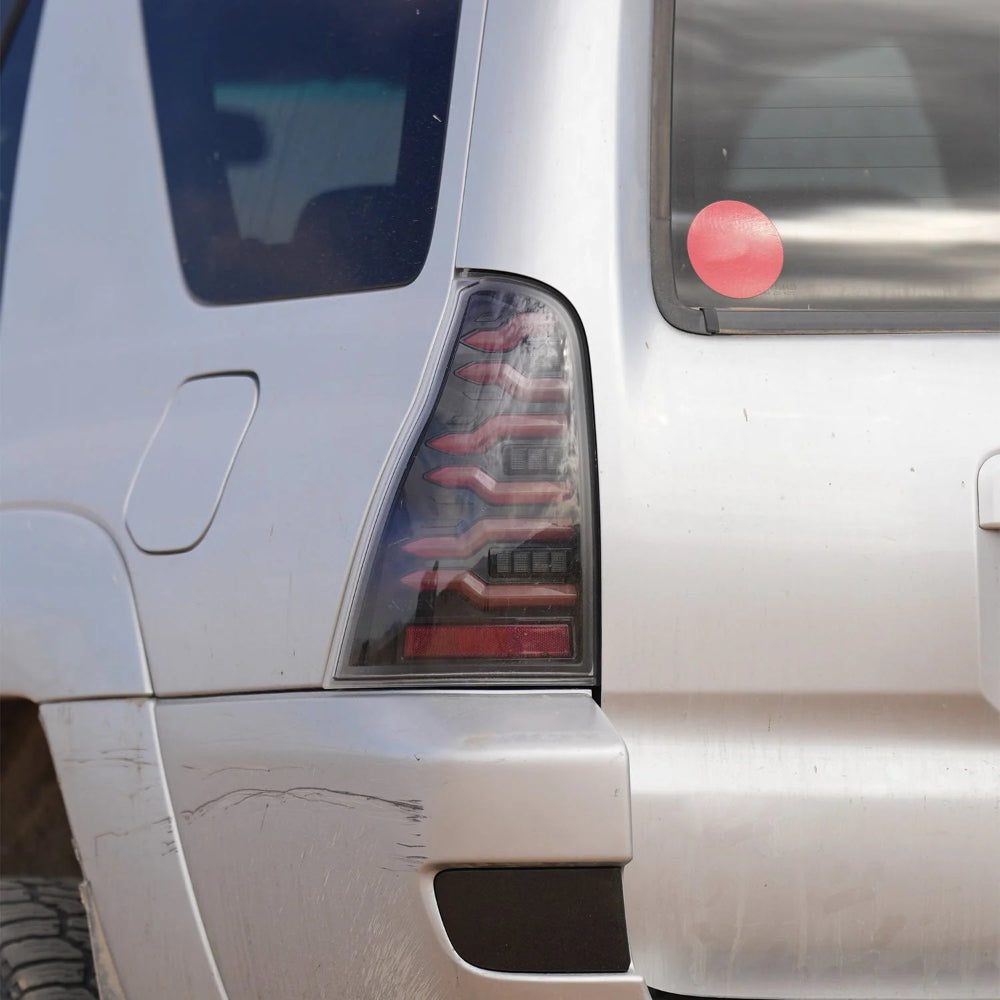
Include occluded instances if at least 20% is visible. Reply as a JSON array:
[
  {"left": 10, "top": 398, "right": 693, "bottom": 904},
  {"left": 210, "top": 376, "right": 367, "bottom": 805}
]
[{"left": 651, "top": 0, "right": 1000, "bottom": 333}]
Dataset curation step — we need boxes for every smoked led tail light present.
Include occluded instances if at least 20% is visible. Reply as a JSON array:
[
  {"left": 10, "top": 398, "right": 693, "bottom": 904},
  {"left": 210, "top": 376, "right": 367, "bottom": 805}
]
[{"left": 335, "top": 276, "right": 597, "bottom": 685}]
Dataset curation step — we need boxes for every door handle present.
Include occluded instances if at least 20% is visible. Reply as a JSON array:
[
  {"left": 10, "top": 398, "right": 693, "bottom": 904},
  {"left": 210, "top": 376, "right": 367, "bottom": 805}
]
[{"left": 980, "top": 454, "right": 1000, "bottom": 530}]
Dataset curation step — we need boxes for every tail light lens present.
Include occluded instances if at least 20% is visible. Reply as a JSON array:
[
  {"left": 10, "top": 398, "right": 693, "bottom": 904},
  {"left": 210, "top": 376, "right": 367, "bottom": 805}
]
[{"left": 335, "top": 276, "right": 597, "bottom": 685}]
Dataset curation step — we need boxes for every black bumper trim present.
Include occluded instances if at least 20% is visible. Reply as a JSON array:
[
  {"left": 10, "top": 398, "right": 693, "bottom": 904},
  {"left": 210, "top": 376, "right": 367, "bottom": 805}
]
[{"left": 434, "top": 865, "right": 631, "bottom": 974}]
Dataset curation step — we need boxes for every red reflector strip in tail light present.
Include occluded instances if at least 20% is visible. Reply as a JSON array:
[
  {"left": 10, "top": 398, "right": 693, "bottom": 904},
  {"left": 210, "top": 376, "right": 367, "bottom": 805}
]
[
  {"left": 400, "top": 569, "right": 577, "bottom": 610},
  {"left": 455, "top": 362, "right": 569, "bottom": 403},
  {"left": 428, "top": 414, "right": 567, "bottom": 454},
  {"left": 426, "top": 466, "right": 572, "bottom": 505},
  {"left": 402, "top": 519, "right": 575, "bottom": 558},
  {"left": 460, "top": 311, "right": 556, "bottom": 352},
  {"left": 335, "top": 276, "right": 595, "bottom": 684},
  {"left": 404, "top": 623, "right": 572, "bottom": 660}
]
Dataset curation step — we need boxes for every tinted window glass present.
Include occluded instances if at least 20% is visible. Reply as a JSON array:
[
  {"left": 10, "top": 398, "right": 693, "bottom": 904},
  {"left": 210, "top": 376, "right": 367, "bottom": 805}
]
[
  {"left": 143, "top": 0, "right": 460, "bottom": 305},
  {"left": 652, "top": 0, "right": 1000, "bottom": 333},
  {"left": 0, "top": 0, "right": 44, "bottom": 300}
]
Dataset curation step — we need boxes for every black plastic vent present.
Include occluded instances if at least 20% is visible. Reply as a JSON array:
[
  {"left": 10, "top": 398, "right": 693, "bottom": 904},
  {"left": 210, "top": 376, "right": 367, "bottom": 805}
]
[{"left": 434, "top": 866, "right": 631, "bottom": 974}]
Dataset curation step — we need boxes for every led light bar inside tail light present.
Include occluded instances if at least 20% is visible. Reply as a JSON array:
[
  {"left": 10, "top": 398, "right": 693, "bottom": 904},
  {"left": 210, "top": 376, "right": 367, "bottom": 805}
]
[
  {"left": 404, "top": 624, "right": 573, "bottom": 660},
  {"left": 399, "top": 569, "right": 578, "bottom": 610},
  {"left": 428, "top": 414, "right": 567, "bottom": 455},
  {"left": 336, "top": 276, "right": 596, "bottom": 685},
  {"left": 402, "top": 519, "right": 575, "bottom": 559},
  {"left": 425, "top": 466, "right": 572, "bottom": 505},
  {"left": 455, "top": 362, "right": 569, "bottom": 403}
]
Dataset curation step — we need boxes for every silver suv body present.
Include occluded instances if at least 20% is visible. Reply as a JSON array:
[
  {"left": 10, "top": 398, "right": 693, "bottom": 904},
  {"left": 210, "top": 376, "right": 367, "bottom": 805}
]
[{"left": 1, "top": 1, "right": 998, "bottom": 998}]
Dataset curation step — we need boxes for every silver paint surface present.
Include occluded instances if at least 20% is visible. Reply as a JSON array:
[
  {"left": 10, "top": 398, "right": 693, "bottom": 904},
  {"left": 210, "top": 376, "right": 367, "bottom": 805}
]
[
  {"left": 1, "top": 0, "right": 483, "bottom": 694},
  {"left": 0, "top": 510, "right": 151, "bottom": 701},
  {"left": 42, "top": 699, "right": 228, "bottom": 1000},
  {"left": 125, "top": 374, "right": 259, "bottom": 554},
  {"left": 157, "top": 691, "right": 646, "bottom": 999}
]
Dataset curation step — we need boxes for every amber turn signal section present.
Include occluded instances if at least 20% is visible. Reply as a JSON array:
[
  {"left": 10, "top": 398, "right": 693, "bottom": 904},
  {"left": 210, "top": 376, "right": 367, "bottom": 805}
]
[{"left": 338, "top": 276, "right": 595, "bottom": 684}]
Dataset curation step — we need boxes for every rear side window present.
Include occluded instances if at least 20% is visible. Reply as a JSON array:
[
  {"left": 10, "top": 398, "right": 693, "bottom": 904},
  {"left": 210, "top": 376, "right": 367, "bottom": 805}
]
[
  {"left": 651, "top": 0, "right": 1000, "bottom": 333},
  {"left": 0, "top": 0, "right": 44, "bottom": 300},
  {"left": 143, "top": 0, "right": 460, "bottom": 305}
]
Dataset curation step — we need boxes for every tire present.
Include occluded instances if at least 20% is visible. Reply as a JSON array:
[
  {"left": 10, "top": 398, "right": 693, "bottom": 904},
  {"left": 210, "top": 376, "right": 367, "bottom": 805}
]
[{"left": 0, "top": 879, "right": 97, "bottom": 1000}]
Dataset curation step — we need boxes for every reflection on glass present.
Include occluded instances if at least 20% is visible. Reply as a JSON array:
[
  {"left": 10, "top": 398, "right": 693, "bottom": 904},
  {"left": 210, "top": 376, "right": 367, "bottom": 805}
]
[
  {"left": 659, "top": 0, "right": 1000, "bottom": 321},
  {"left": 143, "top": 0, "right": 459, "bottom": 304},
  {"left": 215, "top": 80, "right": 407, "bottom": 244}
]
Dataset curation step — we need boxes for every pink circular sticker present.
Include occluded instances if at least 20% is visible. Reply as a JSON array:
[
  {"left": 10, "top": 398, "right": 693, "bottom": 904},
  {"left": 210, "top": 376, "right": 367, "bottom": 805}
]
[{"left": 686, "top": 200, "right": 784, "bottom": 299}]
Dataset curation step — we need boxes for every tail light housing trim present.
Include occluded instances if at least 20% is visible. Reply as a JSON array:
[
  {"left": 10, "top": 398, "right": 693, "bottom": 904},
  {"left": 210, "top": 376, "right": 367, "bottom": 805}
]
[{"left": 328, "top": 275, "right": 597, "bottom": 686}]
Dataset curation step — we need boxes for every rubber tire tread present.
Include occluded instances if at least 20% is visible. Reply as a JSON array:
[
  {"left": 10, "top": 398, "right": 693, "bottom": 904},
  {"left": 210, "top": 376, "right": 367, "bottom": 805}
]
[{"left": 0, "top": 879, "right": 97, "bottom": 1000}]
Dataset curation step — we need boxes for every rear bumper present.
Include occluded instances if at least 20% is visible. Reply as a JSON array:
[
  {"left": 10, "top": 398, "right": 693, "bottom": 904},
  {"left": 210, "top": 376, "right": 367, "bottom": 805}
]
[
  {"left": 47, "top": 690, "right": 1000, "bottom": 999},
  {"left": 608, "top": 691, "right": 1000, "bottom": 999},
  {"left": 154, "top": 690, "right": 650, "bottom": 999}
]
